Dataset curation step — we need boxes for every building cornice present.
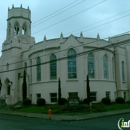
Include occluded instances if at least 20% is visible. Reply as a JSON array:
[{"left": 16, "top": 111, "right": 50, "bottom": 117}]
[
  {"left": 7, "top": 16, "right": 31, "bottom": 23},
  {"left": 2, "top": 47, "right": 21, "bottom": 52}
]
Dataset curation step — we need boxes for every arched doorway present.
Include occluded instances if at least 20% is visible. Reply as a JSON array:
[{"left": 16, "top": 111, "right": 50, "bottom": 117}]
[{"left": 5, "top": 78, "right": 13, "bottom": 104}]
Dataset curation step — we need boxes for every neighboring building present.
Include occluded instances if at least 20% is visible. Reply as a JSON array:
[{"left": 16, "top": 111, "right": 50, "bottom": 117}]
[{"left": 0, "top": 5, "right": 130, "bottom": 104}]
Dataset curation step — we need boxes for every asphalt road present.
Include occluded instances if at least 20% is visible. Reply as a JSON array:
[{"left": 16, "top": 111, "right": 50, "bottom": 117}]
[{"left": 0, "top": 113, "right": 130, "bottom": 130}]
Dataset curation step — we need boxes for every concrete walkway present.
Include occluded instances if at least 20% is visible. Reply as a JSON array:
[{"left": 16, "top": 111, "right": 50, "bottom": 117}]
[{"left": 0, "top": 109, "right": 130, "bottom": 121}]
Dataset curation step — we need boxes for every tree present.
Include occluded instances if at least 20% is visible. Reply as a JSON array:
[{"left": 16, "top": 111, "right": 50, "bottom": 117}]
[
  {"left": 58, "top": 78, "right": 61, "bottom": 104},
  {"left": 87, "top": 75, "right": 90, "bottom": 104},
  {"left": 22, "top": 69, "right": 27, "bottom": 100}
]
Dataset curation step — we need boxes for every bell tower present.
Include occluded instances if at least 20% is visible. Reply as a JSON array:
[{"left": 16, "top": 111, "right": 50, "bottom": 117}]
[
  {"left": 2, "top": 4, "right": 34, "bottom": 51},
  {"left": 7, "top": 4, "right": 31, "bottom": 38},
  {"left": 0, "top": 5, "right": 34, "bottom": 105}
]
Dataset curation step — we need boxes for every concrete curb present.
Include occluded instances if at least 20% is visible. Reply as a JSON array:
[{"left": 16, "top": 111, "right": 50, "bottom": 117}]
[{"left": 0, "top": 109, "right": 130, "bottom": 121}]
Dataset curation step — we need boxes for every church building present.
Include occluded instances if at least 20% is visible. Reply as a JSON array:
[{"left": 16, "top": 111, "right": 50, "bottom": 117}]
[{"left": 0, "top": 5, "right": 130, "bottom": 105}]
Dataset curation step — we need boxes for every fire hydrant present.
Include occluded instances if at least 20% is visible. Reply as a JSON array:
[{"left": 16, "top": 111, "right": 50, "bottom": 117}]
[{"left": 48, "top": 109, "right": 52, "bottom": 119}]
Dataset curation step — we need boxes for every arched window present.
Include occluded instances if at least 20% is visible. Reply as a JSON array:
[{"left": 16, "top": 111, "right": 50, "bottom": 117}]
[
  {"left": 103, "top": 54, "right": 108, "bottom": 79},
  {"left": 122, "top": 61, "right": 125, "bottom": 81},
  {"left": 88, "top": 53, "right": 95, "bottom": 78},
  {"left": 24, "top": 62, "right": 27, "bottom": 74},
  {"left": 14, "top": 22, "right": 20, "bottom": 34},
  {"left": 50, "top": 54, "right": 57, "bottom": 79},
  {"left": 36, "top": 57, "right": 41, "bottom": 81},
  {"left": 68, "top": 49, "right": 77, "bottom": 79},
  {"left": 22, "top": 23, "right": 27, "bottom": 35}
]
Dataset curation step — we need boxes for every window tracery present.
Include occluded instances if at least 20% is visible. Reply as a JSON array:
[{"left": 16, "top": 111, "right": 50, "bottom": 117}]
[
  {"left": 50, "top": 54, "right": 57, "bottom": 79},
  {"left": 88, "top": 53, "right": 95, "bottom": 78},
  {"left": 68, "top": 49, "right": 77, "bottom": 79},
  {"left": 37, "top": 57, "right": 41, "bottom": 81},
  {"left": 103, "top": 54, "right": 108, "bottom": 79}
]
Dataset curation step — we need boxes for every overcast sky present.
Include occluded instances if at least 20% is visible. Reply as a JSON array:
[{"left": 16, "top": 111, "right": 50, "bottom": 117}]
[{"left": 0, "top": 0, "right": 130, "bottom": 54}]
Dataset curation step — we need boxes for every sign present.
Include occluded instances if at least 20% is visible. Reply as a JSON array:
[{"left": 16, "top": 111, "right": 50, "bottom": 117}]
[
  {"left": 68, "top": 99, "right": 79, "bottom": 106},
  {"left": 118, "top": 118, "right": 130, "bottom": 130},
  {"left": 68, "top": 93, "right": 79, "bottom": 106}
]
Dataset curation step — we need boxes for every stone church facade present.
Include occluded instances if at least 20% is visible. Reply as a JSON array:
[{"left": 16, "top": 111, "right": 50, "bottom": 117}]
[{"left": 0, "top": 5, "right": 130, "bottom": 104}]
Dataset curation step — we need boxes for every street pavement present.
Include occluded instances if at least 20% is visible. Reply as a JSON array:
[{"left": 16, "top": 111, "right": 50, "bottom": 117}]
[{"left": 0, "top": 108, "right": 130, "bottom": 121}]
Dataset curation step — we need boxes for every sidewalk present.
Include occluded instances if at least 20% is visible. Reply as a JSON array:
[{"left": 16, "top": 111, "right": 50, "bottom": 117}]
[{"left": 0, "top": 109, "right": 130, "bottom": 121}]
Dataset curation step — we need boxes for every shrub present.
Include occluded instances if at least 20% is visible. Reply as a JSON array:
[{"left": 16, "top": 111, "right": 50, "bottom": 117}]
[
  {"left": 102, "top": 98, "right": 111, "bottom": 105},
  {"left": 83, "top": 98, "right": 92, "bottom": 104},
  {"left": 37, "top": 98, "right": 46, "bottom": 106},
  {"left": 58, "top": 98, "right": 67, "bottom": 105},
  {"left": 115, "top": 97, "right": 125, "bottom": 104},
  {"left": 23, "top": 98, "right": 31, "bottom": 106}
]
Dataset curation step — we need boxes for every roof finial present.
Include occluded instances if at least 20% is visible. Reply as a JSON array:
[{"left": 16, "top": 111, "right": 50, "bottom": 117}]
[
  {"left": 80, "top": 31, "right": 84, "bottom": 43},
  {"left": 97, "top": 33, "right": 100, "bottom": 40},
  {"left": 12, "top": 4, "right": 14, "bottom": 8},
  {"left": 28, "top": 6, "right": 29, "bottom": 9},
  {"left": 60, "top": 32, "right": 64, "bottom": 44},
  {"left": 44, "top": 35, "right": 46, "bottom": 41},
  {"left": 80, "top": 31, "right": 83, "bottom": 37},
  {"left": 60, "top": 32, "right": 63, "bottom": 38},
  {"left": 21, "top": 4, "right": 22, "bottom": 8}
]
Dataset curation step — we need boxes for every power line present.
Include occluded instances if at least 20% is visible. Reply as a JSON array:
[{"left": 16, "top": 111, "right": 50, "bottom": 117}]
[
  {"left": 20, "top": 12, "right": 130, "bottom": 65},
  {"left": 0, "top": 31, "right": 130, "bottom": 73},
  {"left": 32, "top": 0, "right": 106, "bottom": 35},
  {"left": 0, "top": 1, "right": 129, "bottom": 68},
  {"left": 0, "top": 0, "right": 82, "bottom": 42},
  {"left": 32, "top": 0, "right": 85, "bottom": 27},
  {"left": 75, "top": 13, "right": 130, "bottom": 35},
  {"left": 1, "top": 7, "right": 129, "bottom": 43},
  {"left": 0, "top": 30, "right": 130, "bottom": 70},
  {"left": 0, "top": 1, "right": 106, "bottom": 45},
  {"left": 64, "top": 9, "right": 130, "bottom": 36},
  {"left": 32, "top": 0, "right": 78, "bottom": 25}
]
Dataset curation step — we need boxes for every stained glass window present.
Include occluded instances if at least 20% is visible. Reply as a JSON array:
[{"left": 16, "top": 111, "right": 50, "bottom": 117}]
[
  {"left": 103, "top": 54, "right": 108, "bottom": 79},
  {"left": 122, "top": 61, "right": 125, "bottom": 81},
  {"left": 88, "top": 53, "right": 95, "bottom": 78},
  {"left": 68, "top": 49, "right": 77, "bottom": 79},
  {"left": 50, "top": 54, "right": 57, "bottom": 79},
  {"left": 37, "top": 57, "right": 41, "bottom": 81}
]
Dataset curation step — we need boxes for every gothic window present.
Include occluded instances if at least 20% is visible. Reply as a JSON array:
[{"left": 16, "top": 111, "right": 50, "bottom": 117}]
[
  {"left": 22, "top": 23, "right": 27, "bottom": 35},
  {"left": 24, "top": 62, "right": 27, "bottom": 74},
  {"left": 50, "top": 54, "right": 57, "bottom": 79},
  {"left": 68, "top": 49, "right": 77, "bottom": 79},
  {"left": 88, "top": 53, "right": 95, "bottom": 78},
  {"left": 122, "top": 61, "right": 125, "bottom": 81},
  {"left": 14, "top": 22, "right": 20, "bottom": 34},
  {"left": 103, "top": 54, "right": 108, "bottom": 79},
  {"left": 36, "top": 57, "right": 41, "bottom": 81}
]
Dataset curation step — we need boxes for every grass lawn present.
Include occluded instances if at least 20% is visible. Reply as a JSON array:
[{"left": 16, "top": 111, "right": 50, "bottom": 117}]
[
  {"left": 104, "top": 102, "right": 130, "bottom": 111},
  {"left": 15, "top": 102, "right": 130, "bottom": 115}
]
